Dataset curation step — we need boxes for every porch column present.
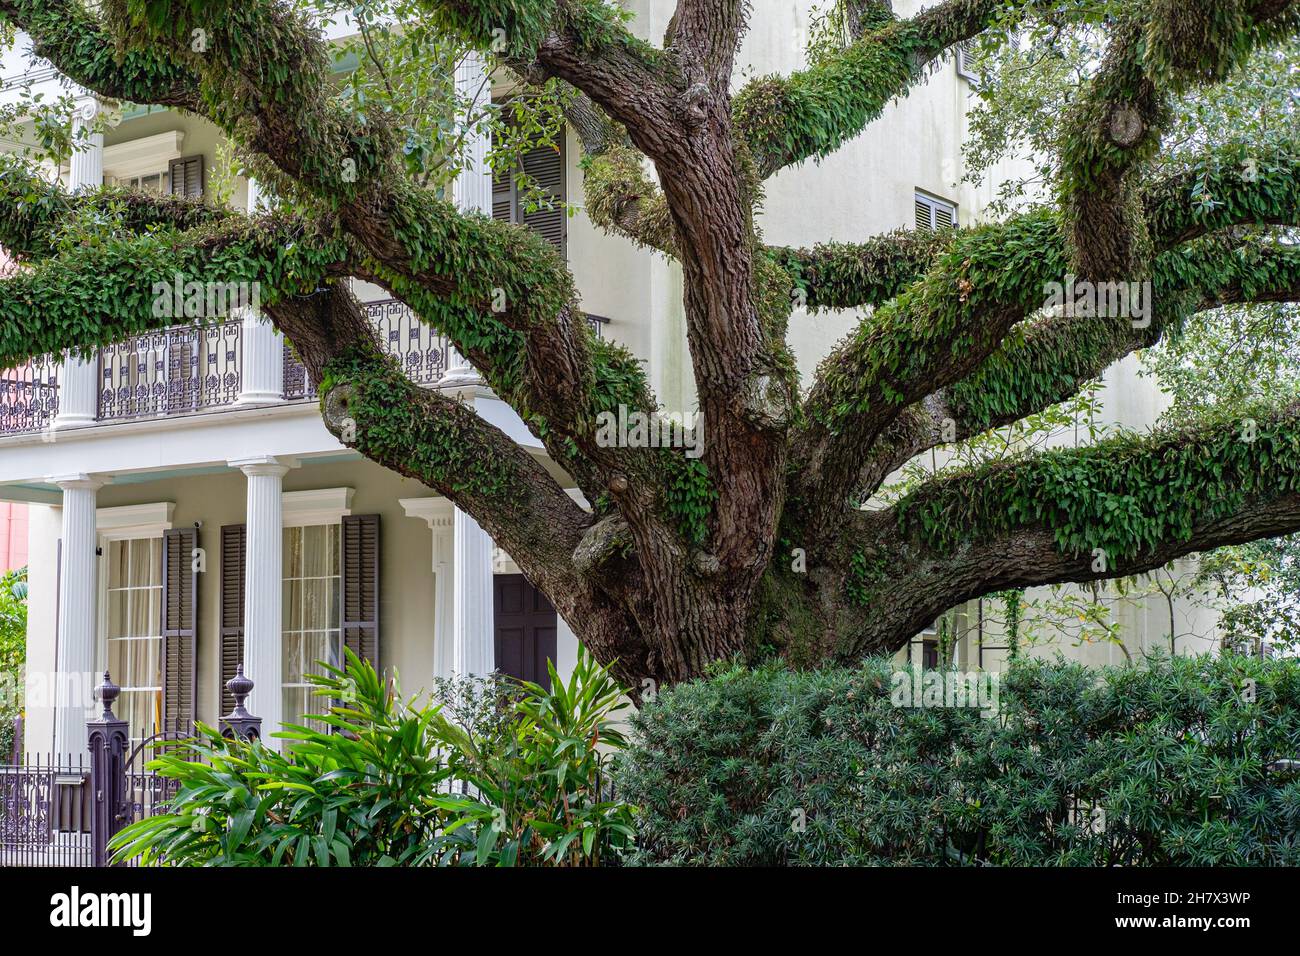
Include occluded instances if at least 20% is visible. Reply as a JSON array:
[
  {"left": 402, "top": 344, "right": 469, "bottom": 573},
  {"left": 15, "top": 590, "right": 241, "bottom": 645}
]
[
  {"left": 237, "top": 179, "right": 285, "bottom": 405},
  {"left": 231, "top": 456, "right": 294, "bottom": 745},
  {"left": 237, "top": 310, "right": 284, "bottom": 404},
  {"left": 453, "top": 507, "right": 495, "bottom": 677},
  {"left": 53, "top": 97, "right": 105, "bottom": 430},
  {"left": 50, "top": 473, "right": 106, "bottom": 761},
  {"left": 442, "top": 52, "right": 493, "bottom": 386}
]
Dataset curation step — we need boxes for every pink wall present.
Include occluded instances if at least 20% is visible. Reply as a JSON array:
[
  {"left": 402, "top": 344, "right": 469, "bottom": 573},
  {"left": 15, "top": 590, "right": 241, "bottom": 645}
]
[{"left": 0, "top": 502, "right": 28, "bottom": 572}]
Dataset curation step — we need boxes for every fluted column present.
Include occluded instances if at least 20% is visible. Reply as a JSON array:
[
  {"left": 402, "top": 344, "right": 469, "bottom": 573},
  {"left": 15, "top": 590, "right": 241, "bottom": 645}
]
[
  {"left": 236, "top": 179, "right": 284, "bottom": 405},
  {"left": 51, "top": 473, "right": 107, "bottom": 761},
  {"left": 441, "top": 52, "right": 494, "bottom": 388},
  {"left": 453, "top": 507, "right": 495, "bottom": 677},
  {"left": 231, "top": 456, "right": 293, "bottom": 745},
  {"left": 68, "top": 97, "right": 103, "bottom": 193},
  {"left": 237, "top": 309, "right": 284, "bottom": 404},
  {"left": 452, "top": 52, "right": 493, "bottom": 216},
  {"left": 54, "top": 98, "right": 105, "bottom": 430}
]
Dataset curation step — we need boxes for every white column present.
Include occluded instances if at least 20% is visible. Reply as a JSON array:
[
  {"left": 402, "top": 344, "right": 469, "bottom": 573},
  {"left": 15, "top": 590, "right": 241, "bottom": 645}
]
[
  {"left": 237, "top": 309, "right": 284, "bottom": 404},
  {"left": 237, "top": 179, "right": 285, "bottom": 405},
  {"left": 50, "top": 474, "right": 106, "bottom": 761},
  {"left": 231, "top": 456, "right": 293, "bottom": 745},
  {"left": 440, "top": 52, "right": 494, "bottom": 388},
  {"left": 53, "top": 98, "right": 105, "bottom": 430},
  {"left": 452, "top": 52, "right": 493, "bottom": 217},
  {"left": 68, "top": 97, "right": 103, "bottom": 193},
  {"left": 453, "top": 507, "right": 495, "bottom": 678}
]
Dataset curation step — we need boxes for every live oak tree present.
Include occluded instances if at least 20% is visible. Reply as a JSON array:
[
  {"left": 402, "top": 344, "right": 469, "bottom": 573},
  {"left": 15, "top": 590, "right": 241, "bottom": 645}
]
[{"left": 2, "top": 0, "right": 1300, "bottom": 691}]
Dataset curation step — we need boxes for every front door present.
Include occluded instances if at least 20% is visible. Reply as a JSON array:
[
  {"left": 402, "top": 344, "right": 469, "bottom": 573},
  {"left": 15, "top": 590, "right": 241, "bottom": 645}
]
[{"left": 493, "top": 574, "right": 558, "bottom": 689}]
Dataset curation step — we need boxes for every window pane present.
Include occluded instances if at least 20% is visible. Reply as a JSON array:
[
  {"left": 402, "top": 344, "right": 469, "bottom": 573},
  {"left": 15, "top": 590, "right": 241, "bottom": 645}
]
[
  {"left": 303, "top": 579, "right": 332, "bottom": 630},
  {"left": 283, "top": 526, "right": 303, "bottom": 579},
  {"left": 108, "top": 540, "right": 127, "bottom": 589},
  {"left": 283, "top": 578, "right": 303, "bottom": 631},
  {"left": 302, "top": 525, "right": 330, "bottom": 578}
]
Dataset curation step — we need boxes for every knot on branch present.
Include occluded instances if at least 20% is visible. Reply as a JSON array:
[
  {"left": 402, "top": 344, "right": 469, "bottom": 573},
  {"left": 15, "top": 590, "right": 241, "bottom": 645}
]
[
  {"left": 322, "top": 383, "right": 356, "bottom": 441},
  {"left": 742, "top": 372, "right": 795, "bottom": 431},
  {"left": 690, "top": 551, "right": 721, "bottom": 577},
  {"left": 680, "top": 83, "right": 711, "bottom": 128},
  {"left": 573, "top": 515, "right": 633, "bottom": 575},
  {"left": 1107, "top": 106, "right": 1146, "bottom": 148}
]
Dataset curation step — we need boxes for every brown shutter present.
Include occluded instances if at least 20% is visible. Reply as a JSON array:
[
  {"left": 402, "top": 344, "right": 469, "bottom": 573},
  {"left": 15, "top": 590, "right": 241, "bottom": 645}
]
[
  {"left": 168, "top": 155, "right": 204, "bottom": 199},
  {"left": 519, "top": 142, "right": 566, "bottom": 256},
  {"left": 219, "top": 524, "right": 246, "bottom": 715},
  {"left": 492, "top": 163, "right": 515, "bottom": 223},
  {"left": 340, "top": 514, "right": 380, "bottom": 669},
  {"left": 161, "top": 528, "right": 198, "bottom": 735}
]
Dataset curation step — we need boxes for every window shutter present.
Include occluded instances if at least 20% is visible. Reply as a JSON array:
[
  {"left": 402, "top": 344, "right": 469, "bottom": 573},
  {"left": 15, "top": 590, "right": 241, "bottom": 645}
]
[
  {"left": 915, "top": 191, "right": 957, "bottom": 232},
  {"left": 161, "top": 527, "right": 197, "bottom": 736},
  {"left": 915, "top": 196, "right": 933, "bottom": 231},
  {"left": 341, "top": 514, "right": 380, "bottom": 669},
  {"left": 956, "top": 40, "right": 980, "bottom": 84},
  {"left": 168, "top": 155, "right": 204, "bottom": 199},
  {"left": 519, "top": 143, "right": 566, "bottom": 256},
  {"left": 492, "top": 163, "right": 515, "bottom": 223},
  {"left": 219, "top": 524, "right": 246, "bottom": 715},
  {"left": 489, "top": 120, "right": 567, "bottom": 256}
]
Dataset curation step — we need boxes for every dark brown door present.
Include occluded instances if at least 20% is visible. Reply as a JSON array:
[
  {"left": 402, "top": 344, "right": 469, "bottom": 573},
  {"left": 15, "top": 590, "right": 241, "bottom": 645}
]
[{"left": 494, "top": 574, "right": 558, "bottom": 689}]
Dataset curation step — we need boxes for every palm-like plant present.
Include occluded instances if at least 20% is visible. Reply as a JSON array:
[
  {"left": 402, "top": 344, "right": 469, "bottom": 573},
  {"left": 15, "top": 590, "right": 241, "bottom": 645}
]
[
  {"left": 428, "top": 651, "right": 636, "bottom": 866},
  {"left": 109, "top": 649, "right": 635, "bottom": 866}
]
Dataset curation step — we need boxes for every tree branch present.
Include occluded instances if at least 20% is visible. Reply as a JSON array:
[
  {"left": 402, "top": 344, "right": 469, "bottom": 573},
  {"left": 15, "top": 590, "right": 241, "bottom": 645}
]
[
  {"left": 838, "top": 403, "right": 1300, "bottom": 658},
  {"left": 733, "top": 0, "right": 1026, "bottom": 180}
]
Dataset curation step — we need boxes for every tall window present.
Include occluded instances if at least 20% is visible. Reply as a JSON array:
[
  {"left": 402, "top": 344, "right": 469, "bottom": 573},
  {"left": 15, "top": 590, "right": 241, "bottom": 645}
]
[
  {"left": 104, "top": 538, "right": 163, "bottom": 743},
  {"left": 282, "top": 524, "right": 341, "bottom": 729}
]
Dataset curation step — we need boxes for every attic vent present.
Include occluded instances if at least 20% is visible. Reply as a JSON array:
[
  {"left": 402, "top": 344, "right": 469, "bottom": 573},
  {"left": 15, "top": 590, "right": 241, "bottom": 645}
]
[{"left": 915, "top": 191, "right": 957, "bottom": 232}]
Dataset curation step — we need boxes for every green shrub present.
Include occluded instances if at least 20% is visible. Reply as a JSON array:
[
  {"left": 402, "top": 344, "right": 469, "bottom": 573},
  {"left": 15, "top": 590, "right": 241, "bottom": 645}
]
[
  {"left": 617, "top": 654, "right": 1300, "bottom": 866},
  {"left": 0, "top": 568, "right": 27, "bottom": 761},
  {"left": 109, "top": 649, "right": 635, "bottom": 866}
]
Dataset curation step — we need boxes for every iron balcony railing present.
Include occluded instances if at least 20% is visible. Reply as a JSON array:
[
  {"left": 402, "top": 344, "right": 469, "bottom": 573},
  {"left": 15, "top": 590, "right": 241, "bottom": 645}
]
[
  {"left": 0, "top": 300, "right": 611, "bottom": 434},
  {"left": 99, "top": 320, "right": 243, "bottom": 421},
  {"left": 0, "top": 354, "right": 59, "bottom": 434}
]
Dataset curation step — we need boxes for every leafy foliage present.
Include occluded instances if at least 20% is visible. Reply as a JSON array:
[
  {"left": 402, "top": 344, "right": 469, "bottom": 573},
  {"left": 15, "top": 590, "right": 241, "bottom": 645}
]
[
  {"left": 618, "top": 655, "right": 1300, "bottom": 866},
  {"left": 109, "top": 649, "right": 635, "bottom": 866},
  {"left": 0, "top": 568, "right": 26, "bottom": 761}
]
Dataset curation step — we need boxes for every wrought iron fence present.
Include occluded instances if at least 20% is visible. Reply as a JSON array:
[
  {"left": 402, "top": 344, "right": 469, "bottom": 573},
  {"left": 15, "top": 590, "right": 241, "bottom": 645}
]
[
  {"left": 99, "top": 319, "right": 243, "bottom": 421},
  {"left": 0, "top": 753, "right": 93, "bottom": 867},
  {"left": 0, "top": 355, "right": 59, "bottom": 434}
]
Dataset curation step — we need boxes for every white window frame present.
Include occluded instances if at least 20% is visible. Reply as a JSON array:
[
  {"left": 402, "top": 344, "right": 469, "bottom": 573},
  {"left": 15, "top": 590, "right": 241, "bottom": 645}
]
[
  {"left": 95, "top": 503, "right": 175, "bottom": 745},
  {"left": 281, "top": 521, "right": 344, "bottom": 729}
]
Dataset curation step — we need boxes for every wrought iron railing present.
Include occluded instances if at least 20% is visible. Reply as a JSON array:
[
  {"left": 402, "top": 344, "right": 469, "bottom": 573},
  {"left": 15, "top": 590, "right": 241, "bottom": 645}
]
[
  {"left": 281, "top": 302, "right": 606, "bottom": 401},
  {"left": 99, "top": 319, "right": 243, "bottom": 421},
  {"left": 0, "top": 754, "right": 93, "bottom": 867},
  {"left": 0, "top": 303, "right": 612, "bottom": 433},
  {"left": 0, "top": 355, "right": 59, "bottom": 434},
  {"left": 283, "top": 298, "right": 452, "bottom": 401}
]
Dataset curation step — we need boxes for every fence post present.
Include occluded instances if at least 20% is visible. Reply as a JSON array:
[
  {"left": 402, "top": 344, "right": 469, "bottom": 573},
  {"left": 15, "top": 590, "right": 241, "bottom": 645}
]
[
  {"left": 86, "top": 671, "right": 129, "bottom": 867},
  {"left": 220, "top": 664, "right": 263, "bottom": 742}
]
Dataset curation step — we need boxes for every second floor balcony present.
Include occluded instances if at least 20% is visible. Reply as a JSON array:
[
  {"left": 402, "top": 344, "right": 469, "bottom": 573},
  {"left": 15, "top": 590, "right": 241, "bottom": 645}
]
[{"left": 0, "top": 300, "right": 607, "bottom": 438}]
